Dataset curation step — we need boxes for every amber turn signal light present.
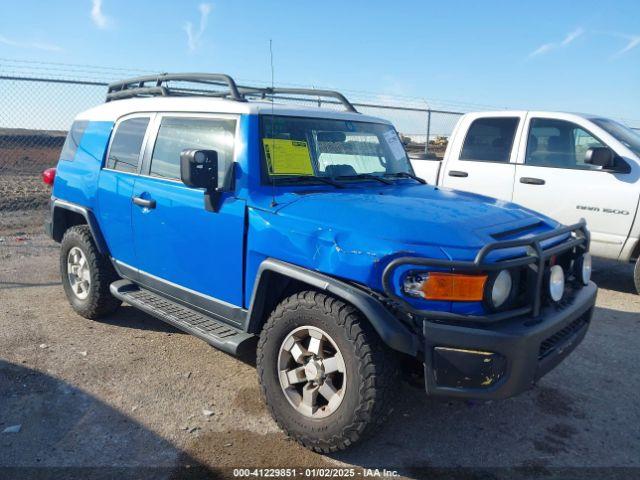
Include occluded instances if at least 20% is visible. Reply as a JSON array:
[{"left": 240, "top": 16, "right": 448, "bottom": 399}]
[{"left": 422, "top": 272, "right": 488, "bottom": 301}]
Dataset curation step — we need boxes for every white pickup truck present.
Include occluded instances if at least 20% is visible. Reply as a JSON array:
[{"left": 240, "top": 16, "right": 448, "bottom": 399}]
[{"left": 410, "top": 111, "right": 640, "bottom": 292}]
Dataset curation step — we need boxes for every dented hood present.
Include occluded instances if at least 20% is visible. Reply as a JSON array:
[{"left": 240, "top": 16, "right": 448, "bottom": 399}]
[
  {"left": 247, "top": 184, "right": 560, "bottom": 291},
  {"left": 273, "top": 184, "right": 558, "bottom": 250}
]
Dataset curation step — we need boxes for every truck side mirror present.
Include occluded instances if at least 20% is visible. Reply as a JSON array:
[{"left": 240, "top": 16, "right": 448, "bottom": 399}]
[
  {"left": 180, "top": 149, "right": 218, "bottom": 189},
  {"left": 584, "top": 147, "right": 614, "bottom": 169},
  {"left": 180, "top": 149, "right": 221, "bottom": 212}
]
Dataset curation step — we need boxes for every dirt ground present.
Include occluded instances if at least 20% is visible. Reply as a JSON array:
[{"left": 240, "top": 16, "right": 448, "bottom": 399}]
[{"left": 1, "top": 231, "right": 639, "bottom": 479}]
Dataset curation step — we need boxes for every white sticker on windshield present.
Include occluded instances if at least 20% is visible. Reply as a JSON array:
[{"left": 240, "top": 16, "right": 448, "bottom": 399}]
[{"left": 383, "top": 129, "right": 406, "bottom": 161}]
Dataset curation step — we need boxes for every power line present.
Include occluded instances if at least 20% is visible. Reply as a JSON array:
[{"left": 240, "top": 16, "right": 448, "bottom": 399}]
[{"left": 1, "top": 58, "right": 639, "bottom": 127}]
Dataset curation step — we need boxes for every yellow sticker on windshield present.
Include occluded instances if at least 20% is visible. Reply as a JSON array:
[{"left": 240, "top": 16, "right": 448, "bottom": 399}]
[{"left": 263, "top": 138, "right": 314, "bottom": 176}]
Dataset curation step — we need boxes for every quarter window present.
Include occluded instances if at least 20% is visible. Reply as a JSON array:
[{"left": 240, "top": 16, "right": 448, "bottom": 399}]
[
  {"left": 106, "top": 117, "right": 150, "bottom": 173},
  {"left": 149, "top": 117, "right": 236, "bottom": 184},
  {"left": 60, "top": 120, "right": 89, "bottom": 161},
  {"left": 526, "top": 118, "right": 605, "bottom": 170},
  {"left": 459, "top": 117, "right": 519, "bottom": 163}
]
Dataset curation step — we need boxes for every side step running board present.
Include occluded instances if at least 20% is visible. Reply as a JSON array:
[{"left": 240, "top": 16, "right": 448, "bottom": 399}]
[{"left": 110, "top": 280, "right": 256, "bottom": 356}]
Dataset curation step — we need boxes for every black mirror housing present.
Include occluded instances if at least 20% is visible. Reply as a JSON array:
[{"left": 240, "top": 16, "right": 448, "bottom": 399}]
[
  {"left": 180, "top": 149, "right": 219, "bottom": 190},
  {"left": 180, "top": 149, "right": 222, "bottom": 212},
  {"left": 584, "top": 147, "right": 614, "bottom": 169}
]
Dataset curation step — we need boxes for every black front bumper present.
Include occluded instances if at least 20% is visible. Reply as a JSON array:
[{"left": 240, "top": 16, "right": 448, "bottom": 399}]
[{"left": 422, "top": 281, "right": 597, "bottom": 400}]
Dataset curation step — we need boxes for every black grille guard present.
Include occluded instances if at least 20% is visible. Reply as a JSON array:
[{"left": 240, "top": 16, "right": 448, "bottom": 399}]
[{"left": 381, "top": 220, "right": 590, "bottom": 323}]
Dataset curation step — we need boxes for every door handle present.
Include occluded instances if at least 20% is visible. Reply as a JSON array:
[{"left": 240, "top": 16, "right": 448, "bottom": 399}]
[
  {"left": 519, "top": 177, "right": 545, "bottom": 185},
  {"left": 132, "top": 196, "right": 156, "bottom": 209},
  {"left": 448, "top": 170, "right": 469, "bottom": 178}
]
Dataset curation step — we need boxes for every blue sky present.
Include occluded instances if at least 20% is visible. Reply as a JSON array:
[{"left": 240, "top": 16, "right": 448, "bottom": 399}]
[{"left": 1, "top": 0, "right": 639, "bottom": 125}]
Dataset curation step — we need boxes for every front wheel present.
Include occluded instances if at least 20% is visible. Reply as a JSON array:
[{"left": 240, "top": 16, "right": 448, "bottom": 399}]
[{"left": 257, "top": 291, "right": 399, "bottom": 452}]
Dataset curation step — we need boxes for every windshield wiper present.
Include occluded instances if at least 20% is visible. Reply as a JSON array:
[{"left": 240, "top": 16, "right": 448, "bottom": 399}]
[
  {"left": 334, "top": 174, "right": 392, "bottom": 185},
  {"left": 383, "top": 172, "right": 427, "bottom": 184},
  {"left": 274, "top": 175, "right": 344, "bottom": 188}
]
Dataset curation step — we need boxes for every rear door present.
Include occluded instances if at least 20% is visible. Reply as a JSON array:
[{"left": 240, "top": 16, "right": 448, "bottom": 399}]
[
  {"left": 440, "top": 114, "right": 525, "bottom": 201},
  {"left": 130, "top": 113, "right": 246, "bottom": 311},
  {"left": 512, "top": 115, "right": 635, "bottom": 259},
  {"left": 96, "top": 114, "right": 152, "bottom": 269}
]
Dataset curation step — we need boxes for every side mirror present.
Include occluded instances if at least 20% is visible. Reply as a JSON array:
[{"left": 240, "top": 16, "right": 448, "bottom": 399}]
[
  {"left": 584, "top": 147, "right": 614, "bottom": 169},
  {"left": 180, "top": 149, "right": 222, "bottom": 212},
  {"left": 180, "top": 149, "right": 218, "bottom": 189}
]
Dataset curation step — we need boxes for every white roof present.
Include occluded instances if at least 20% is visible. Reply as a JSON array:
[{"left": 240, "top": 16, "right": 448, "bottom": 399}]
[
  {"left": 76, "top": 96, "right": 391, "bottom": 124},
  {"left": 463, "top": 110, "right": 598, "bottom": 119}
]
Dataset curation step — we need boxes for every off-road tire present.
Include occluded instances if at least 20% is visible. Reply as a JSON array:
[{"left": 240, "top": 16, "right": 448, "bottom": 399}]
[
  {"left": 60, "top": 225, "right": 121, "bottom": 319},
  {"left": 634, "top": 257, "right": 640, "bottom": 295},
  {"left": 257, "top": 291, "right": 399, "bottom": 452}
]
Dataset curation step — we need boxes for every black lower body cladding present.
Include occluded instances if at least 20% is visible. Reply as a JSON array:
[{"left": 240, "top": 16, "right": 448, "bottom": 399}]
[{"left": 422, "top": 282, "right": 597, "bottom": 399}]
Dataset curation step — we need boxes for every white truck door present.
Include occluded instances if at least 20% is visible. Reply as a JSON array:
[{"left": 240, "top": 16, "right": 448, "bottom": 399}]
[
  {"left": 439, "top": 114, "right": 524, "bottom": 201},
  {"left": 410, "top": 155, "right": 442, "bottom": 184},
  {"left": 512, "top": 115, "right": 636, "bottom": 259}
]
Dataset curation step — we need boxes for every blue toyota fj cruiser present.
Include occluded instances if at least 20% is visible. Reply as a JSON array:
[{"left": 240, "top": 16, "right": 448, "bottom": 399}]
[{"left": 45, "top": 73, "right": 597, "bottom": 452}]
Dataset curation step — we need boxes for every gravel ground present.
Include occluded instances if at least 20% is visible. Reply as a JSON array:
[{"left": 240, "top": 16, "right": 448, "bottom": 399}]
[{"left": 1, "top": 232, "right": 639, "bottom": 479}]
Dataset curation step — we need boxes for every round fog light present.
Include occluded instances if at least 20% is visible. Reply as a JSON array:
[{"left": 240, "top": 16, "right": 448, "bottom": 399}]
[
  {"left": 549, "top": 265, "right": 565, "bottom": 302},
  {"left": 489, "top": 270, "right": 512, "bottom": 309},
  {"left": 577, "top": 253, "right": 592, "bottom": 285}
]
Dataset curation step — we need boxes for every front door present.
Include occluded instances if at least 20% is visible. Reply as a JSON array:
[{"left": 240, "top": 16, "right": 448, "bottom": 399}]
[
  {"left": 512, "top": 116, "right": 636, "bottom": 259},
  {"left": 440, "top": 115, "right": 523, "bottom": 201},
  {"left": 131, "top": 114, "right": 246, "bottom": 311}
]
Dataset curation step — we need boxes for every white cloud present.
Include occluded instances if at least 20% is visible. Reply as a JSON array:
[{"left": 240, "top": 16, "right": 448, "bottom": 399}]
[
  {"left": 529, "top": 43, "right": 555, "bottom": 58},
  {"left": 529, "top": 27, "right": 584, "bottom": 58},
  {"left": 184, "top": 3, "right": 212, "bottom": 51},
  {"left": 0, "top": 34, "right": 62, "bottom": 52},
  {"left": 612, "top": 34, "right": 640, "bottom": 58},
  {"left": 561, "top": 28, "right": 585, "bottom": 46},
  {"left": 90, "top": 0, "right": 110, "bottom": 29}
]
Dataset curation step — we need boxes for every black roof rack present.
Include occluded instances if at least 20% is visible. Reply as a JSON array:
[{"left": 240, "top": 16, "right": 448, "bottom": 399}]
[{"left": 105, "top": 73, "right": 358, "bottom": 113}]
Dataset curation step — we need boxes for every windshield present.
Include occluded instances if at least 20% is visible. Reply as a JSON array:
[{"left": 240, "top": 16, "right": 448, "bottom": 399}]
[
  {"left": 591, "top": 118, "right": 640, "bottom": 157},
  {"left": 260, "top": 115, "right": 413, "bottom": 184}
]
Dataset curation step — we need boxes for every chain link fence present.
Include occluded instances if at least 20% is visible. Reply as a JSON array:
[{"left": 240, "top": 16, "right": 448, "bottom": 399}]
[
  {"left": 0, "top": 76, "right": 109, "bottom": 235},
  {"left": 1, "top": 72, "right": 638, "bottom": 238},
  {"left": 0, "top": 74, "right": 465, "bottom": 236}
]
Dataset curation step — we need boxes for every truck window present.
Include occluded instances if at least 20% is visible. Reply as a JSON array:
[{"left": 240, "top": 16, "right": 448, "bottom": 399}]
[
  {"left": 149, "top": 117, "right": 236, "bottom": 183},
  {"left": 459, "top": 117, "right": 519, "bottom": 163},
  {"left": 525, "top": 118, "right": 605, "bottom": 170},
  {"left": 591, "top": 117, "right": 640, "bottom": 157},
  {"left": 59, "top": 120, "right": 89, "bottom": 162},
  {"left": 106, "top": 117, "right": 150, "bottom": 173}
]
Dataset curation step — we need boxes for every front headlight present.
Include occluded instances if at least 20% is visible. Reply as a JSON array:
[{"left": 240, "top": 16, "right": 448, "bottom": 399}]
[
  {"left": 486, "top": 269, "right": 513, "bottom": 309},
  {"left": 403, "top": 272, "right": 429, "bottom": 298}
]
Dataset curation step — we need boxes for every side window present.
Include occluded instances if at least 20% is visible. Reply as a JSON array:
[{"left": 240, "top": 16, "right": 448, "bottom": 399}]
[
  {"left": 106, "top": 117, "right": 150, "bottom": 173},
  {"left": 59, "top": 120, "right": 89, "bottom": 161},
  {"left": 526, "top": 118, "right": 605, "bottom": 170},
  {"left": 149, "top": 117, "right": 236, "bottom": 184},
  {"left": 459, "top": 117, "right": 519, "bottom": 162}
]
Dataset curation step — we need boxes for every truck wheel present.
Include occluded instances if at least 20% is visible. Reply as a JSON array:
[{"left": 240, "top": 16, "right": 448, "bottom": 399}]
[
  {"left": 257, "top": 291, "right": 399, "bottom": 452},
  {"left": 635, "top": 257, "right": 640, "bottom": 294},
  {"left": 60, "top": 225, "right": 121, "bottom": 319}
]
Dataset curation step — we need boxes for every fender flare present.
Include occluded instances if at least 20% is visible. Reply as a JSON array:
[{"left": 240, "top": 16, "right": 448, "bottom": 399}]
[
  {"left": 49, "top": 199, "right": 110, "bottom": 255},
  {"left": 247, "top": 258, "right": 420, "bottom": 356}
]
